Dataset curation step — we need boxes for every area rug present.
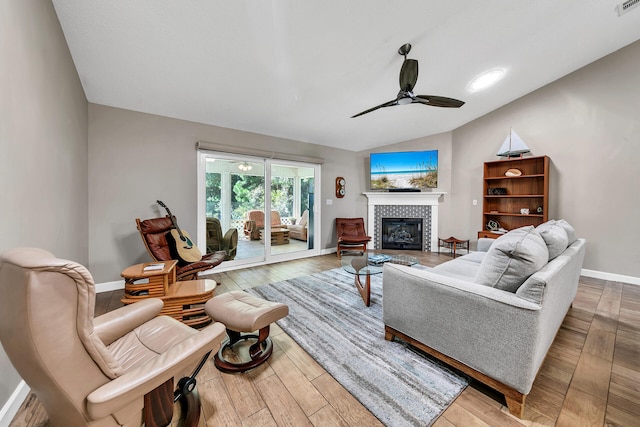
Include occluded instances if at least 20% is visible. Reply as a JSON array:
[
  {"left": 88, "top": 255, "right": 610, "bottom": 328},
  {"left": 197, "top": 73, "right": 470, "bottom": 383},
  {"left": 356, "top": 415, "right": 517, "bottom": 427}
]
[{"left": 249, "top": 268, "right": 469, "bottom": 426}]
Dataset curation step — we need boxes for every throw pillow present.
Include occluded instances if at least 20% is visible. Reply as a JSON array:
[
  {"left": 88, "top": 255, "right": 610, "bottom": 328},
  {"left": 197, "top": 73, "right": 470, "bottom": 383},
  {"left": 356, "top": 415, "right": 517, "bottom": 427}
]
[
  {"left": 298, "top": 210, "right": 309, "bottom": 227},
  {"left": 474, "top": 226, "right": 549, "bottom": 293},
  {"left": 536, "top": 220, "right": 569, "bottom": 261},
  {"left": 555, "top": 219, "right": 577, "bottom": 245}
]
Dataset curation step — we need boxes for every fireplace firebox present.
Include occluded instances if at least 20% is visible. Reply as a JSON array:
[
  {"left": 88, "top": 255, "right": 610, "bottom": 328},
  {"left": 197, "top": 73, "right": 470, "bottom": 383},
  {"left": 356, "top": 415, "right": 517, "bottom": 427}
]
[{"left": 381, "top": 218, "right": 423, "bottom": 250}]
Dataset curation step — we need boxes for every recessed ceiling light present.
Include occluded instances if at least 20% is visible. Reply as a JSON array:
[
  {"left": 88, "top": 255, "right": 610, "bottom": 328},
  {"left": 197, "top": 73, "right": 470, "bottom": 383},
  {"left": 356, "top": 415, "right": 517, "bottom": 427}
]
[{"left": 468, "top": 69, "right": 506, "bottom": 92}]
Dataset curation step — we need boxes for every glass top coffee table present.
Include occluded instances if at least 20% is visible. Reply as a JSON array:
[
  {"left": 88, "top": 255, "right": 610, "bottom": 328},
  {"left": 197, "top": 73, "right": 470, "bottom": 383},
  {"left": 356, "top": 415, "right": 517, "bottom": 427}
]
[{"left": 341, "top": 252, "right": 419, "bottom": 306}]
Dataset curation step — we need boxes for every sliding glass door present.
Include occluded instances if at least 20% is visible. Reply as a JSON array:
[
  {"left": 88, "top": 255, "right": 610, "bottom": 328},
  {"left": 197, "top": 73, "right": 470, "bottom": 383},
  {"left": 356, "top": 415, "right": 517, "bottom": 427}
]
[
  {"left": 268, "top": 162, "right": 315, "bottom": 257},
  {"left": 197, "top": 152, "right": 320, "bottom": 268}
]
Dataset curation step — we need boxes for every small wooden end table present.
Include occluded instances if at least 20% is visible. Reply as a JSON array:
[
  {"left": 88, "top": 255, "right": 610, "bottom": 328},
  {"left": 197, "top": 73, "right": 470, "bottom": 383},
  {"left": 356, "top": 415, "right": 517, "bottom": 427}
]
[
  {"left": 260, "top": 228, "right": 290, "bottom": 245},
  {"left": 438, "top": 237, "right": 470, "bottom": 258},
  {"left": 121, "top": 260, "right": 217, "bottom": 328}
]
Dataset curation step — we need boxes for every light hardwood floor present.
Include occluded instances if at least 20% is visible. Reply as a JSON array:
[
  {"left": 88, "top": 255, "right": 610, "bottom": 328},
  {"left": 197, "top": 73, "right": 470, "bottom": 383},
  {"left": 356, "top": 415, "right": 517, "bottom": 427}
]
[{"left": 9, "top": 252, "right": 640, "bottom": 427}]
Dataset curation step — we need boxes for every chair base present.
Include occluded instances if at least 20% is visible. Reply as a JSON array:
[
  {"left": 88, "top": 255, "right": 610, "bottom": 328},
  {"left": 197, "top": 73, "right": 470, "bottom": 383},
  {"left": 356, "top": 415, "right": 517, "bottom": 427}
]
[
  {"left": 214, "top": 327, "right": 273, "bottom": 373},
  {"left": 337, "top": 242, "right": 369, "bottom": 259}
]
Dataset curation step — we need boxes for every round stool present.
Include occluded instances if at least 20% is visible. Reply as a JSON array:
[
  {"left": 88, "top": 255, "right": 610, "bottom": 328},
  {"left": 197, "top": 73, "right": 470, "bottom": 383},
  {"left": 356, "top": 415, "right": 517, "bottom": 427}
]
[{"left": 204, "top": 291, "right": 289, "bottom": 373}]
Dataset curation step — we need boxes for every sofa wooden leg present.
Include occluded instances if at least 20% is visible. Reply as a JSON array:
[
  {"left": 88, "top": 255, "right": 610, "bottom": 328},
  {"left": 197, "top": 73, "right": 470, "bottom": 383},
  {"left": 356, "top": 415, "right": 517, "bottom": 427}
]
[
  {"left": 505, "top": 393, "right": 525, "bottom": 418},
  {"left": 384, "top": 326, "right": 394, "bottom": 341},
  {"left": 385, "top": 324, "right": 530, "bottom": 419}
]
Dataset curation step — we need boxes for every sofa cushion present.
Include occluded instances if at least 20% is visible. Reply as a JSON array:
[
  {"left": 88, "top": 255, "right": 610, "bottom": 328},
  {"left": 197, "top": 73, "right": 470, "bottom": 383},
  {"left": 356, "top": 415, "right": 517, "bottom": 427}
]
[
  {"left": 556, "top": 219, "right": 577, "bottom": 245},
  {"left": 536, "top": 220, "right": 569, "bottom": 261},
  {"left": 433, "top": 257, "right": 482, "bottom": 280},
  {"left": 475, "top": 226, "right": 549, "bottom": 292}
]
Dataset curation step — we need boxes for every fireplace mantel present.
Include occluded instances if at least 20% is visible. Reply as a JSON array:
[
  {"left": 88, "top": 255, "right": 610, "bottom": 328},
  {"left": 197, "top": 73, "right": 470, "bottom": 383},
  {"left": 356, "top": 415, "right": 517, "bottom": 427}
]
[
  {"left": 363, "top": 192, "right": 445, "bottom": 205},
  {"left": 363, "top": 191, "right": 446, "bottom": 251}
]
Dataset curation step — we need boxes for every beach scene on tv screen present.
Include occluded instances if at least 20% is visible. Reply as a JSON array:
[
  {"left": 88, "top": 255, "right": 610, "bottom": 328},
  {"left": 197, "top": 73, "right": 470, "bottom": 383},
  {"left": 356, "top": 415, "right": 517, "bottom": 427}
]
[{"left": 370, "top": 150, "right": 438, "bottom": 189}]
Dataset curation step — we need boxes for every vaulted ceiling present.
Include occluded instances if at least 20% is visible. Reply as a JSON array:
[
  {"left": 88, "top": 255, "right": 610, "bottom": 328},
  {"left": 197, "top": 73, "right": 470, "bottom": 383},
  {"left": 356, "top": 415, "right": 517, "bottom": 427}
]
[{"left": 52, "top": 0, "right": 640, "bottom": 151}]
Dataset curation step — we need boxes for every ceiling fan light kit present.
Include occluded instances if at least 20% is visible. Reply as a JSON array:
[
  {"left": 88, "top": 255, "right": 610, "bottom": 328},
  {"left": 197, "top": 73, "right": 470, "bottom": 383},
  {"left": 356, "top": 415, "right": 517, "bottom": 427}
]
[
  {"left": 238, "top": 162, "right": 252, "bottom": 171},
  {"left": 351, "top": 43, "right": 465, "bottom": 118}
]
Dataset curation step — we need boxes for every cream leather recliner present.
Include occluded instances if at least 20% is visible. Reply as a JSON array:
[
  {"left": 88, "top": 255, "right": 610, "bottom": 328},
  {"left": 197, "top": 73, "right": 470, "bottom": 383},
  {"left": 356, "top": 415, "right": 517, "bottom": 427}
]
[{"left": 0, "top": 247, "right": 226, "bottom": 427}]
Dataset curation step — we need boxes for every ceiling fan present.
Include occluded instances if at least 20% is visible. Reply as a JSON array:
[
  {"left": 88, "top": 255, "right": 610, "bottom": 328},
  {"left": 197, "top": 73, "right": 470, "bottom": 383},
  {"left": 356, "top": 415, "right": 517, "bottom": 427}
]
[{"left": 351, "top": 43, "right": 465, "bottom": 118}]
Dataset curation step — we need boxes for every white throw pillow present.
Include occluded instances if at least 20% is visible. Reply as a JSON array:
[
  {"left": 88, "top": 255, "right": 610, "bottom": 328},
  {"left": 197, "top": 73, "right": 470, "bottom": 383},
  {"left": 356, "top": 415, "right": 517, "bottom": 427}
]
[{"left": 475, "top": 226, "right": 549, "bottom": 293}]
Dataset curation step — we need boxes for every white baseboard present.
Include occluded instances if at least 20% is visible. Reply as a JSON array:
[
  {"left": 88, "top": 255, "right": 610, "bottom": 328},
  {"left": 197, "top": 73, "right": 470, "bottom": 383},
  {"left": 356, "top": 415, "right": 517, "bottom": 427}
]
[
  {"left": 96, "top": 279, "right": 124, "bottom": 294},
  {"left": 581, "top": 269, "right": 640, "bottom": 286},
  {"left": 320, "top": 247, "right": 337, "bottom": 255},
  {"left": 0, "top": 381, "right": 30, "bottom": 427}
]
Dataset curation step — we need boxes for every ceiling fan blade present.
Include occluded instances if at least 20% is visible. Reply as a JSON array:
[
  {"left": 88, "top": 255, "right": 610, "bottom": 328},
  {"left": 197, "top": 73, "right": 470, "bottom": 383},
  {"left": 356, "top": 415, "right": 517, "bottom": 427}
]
[
  {"left": 351, "top": 99, "right": 398, "bottom": 118},
  {"left": 399, "top": 59, "right": 418, "bottom": 92},
  {"left": 415, "top": 95, "right": 465, "bottom": 108}
]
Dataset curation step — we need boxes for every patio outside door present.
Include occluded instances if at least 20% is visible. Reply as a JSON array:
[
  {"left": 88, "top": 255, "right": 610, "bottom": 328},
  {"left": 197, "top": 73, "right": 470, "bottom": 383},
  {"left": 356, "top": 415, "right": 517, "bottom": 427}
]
[{"left": 198, "top": 152, "right": 319, "bottom": 268}]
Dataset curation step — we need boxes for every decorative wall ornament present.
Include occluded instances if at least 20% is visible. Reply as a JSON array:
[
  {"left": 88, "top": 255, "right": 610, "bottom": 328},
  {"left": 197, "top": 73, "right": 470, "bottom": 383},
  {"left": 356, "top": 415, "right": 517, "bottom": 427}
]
[{"left": 335, "top": 177, "right": 346, "bottom": 198}]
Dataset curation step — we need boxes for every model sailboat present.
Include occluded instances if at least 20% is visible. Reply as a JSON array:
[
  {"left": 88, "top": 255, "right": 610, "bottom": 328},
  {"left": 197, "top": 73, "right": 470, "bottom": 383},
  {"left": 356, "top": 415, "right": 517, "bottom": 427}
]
[{"left": 497, "top": 128, "right": 531, "bottom": 158}]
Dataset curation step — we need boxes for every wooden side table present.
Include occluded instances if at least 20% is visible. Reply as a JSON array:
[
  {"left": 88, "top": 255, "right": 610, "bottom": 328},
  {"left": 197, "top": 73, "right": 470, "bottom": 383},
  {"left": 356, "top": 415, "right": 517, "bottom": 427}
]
[
  {"left": 259, "top": 228, "right": 290, "bottom": 245},
  {"left": 121, "top": 261, "right": 216, "bottom": 328},
  {"left": 438, "top": 237, "right": 470, "bottom": 258},
  {"left": 121, "top": 260, "right": 178, "bottom": 298}
]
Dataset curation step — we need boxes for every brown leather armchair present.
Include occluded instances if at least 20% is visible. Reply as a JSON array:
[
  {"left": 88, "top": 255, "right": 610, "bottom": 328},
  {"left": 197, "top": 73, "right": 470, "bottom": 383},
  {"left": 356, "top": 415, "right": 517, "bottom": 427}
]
[
  {"left": 0, "top": 247, "right": 226, "bottom": 427},
  {"left": 206, "top": 217, "right": 238, "bottom": 260},
  {"left": 137, "top": 216, "right": 226, "bottom": 280},
  {"left": 243, "top": 210, "right": 282, "bottom": 240},
  {"left": 336, "top": 217, "right": 372, "bottom": 259}
]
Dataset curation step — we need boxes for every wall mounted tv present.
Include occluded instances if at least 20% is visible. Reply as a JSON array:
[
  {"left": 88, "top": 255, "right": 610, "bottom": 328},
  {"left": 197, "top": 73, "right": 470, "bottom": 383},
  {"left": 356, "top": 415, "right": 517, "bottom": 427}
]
[{"left": 370, "top": 150, "right": 438, "bottom": 190}]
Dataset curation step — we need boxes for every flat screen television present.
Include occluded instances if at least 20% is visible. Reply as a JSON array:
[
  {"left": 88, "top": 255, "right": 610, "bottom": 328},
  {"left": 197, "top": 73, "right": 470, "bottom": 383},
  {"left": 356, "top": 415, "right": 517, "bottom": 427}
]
[{"left": 370, "top": 150, "right": 438, "bottom": 190}]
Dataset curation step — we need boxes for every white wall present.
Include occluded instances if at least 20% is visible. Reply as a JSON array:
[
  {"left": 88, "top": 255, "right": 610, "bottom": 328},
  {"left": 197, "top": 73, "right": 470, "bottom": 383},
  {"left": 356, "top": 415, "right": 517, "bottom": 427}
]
[{"left": 0, "top": 0, "right": 88, "bottom": 416}]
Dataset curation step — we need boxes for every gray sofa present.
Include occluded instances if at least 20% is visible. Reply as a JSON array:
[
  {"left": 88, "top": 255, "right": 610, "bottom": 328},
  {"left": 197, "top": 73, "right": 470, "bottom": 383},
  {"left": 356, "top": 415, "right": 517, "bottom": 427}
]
[{"left": 383, "top": 220, "right": 585, "bottom": 418}]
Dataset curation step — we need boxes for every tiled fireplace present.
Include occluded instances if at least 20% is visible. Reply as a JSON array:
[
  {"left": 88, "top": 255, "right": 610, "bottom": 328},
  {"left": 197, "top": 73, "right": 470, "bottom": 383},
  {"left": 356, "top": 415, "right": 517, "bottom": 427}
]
[{"left": 363, "top": 192, "right": 445, "bottom": 252}]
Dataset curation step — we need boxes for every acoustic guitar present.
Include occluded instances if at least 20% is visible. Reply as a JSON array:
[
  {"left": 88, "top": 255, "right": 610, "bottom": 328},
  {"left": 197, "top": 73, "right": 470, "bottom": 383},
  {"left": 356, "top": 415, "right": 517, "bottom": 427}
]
[{"left": 156, "top": 200, "right": 202, "bottom": 264}]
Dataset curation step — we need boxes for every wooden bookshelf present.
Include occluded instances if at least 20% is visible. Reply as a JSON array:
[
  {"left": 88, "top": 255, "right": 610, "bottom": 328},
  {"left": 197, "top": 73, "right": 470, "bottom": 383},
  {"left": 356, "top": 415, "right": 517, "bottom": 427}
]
[{"left": 479, "top": 156, "right": 549, "bottom": 239}]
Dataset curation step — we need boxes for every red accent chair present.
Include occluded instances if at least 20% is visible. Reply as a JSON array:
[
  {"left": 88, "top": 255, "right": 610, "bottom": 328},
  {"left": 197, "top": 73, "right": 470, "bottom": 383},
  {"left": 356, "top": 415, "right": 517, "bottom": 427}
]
[{"left": 336, "top": 217, "right": 372, "bottom": 259}]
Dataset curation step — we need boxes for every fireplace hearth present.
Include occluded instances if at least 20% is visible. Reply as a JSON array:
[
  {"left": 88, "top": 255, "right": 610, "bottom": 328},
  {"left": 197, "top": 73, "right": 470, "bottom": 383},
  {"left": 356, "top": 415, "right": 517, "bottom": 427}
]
[
  {"left": 381, "top": 218, "right": 423, "bottom": 250},
  {"left": 364, "top": 192, "right": 445, "bottom": 252}
]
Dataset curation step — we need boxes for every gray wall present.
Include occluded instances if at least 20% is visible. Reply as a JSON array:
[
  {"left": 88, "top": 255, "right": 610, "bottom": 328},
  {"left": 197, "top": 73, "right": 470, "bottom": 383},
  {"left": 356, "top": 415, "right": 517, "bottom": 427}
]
[
  {"left": 88, "top": 104, "right": 360, "bottom": 282},
  {"left": 447, "top": 39, "right": 640, "bottom": 277},
  {"left": 0, "top": 0, "right": 88, "bottom": 413}
]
